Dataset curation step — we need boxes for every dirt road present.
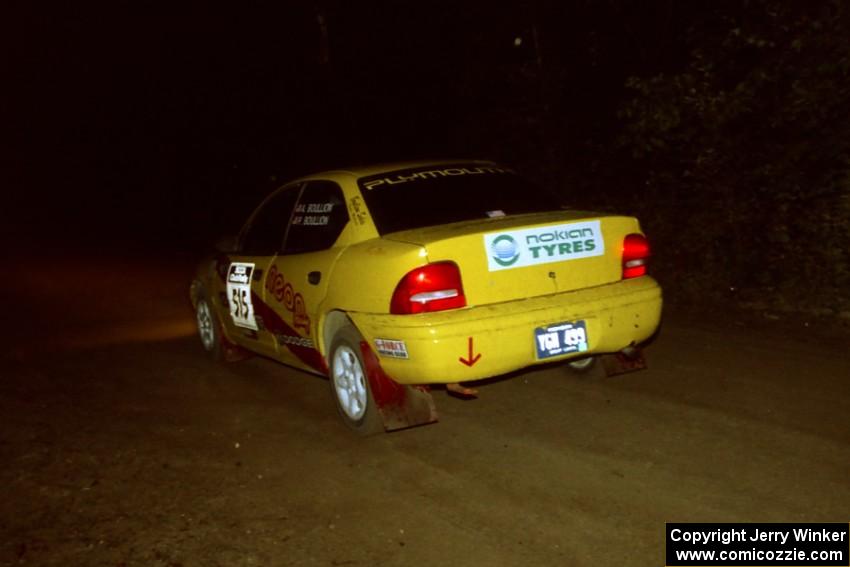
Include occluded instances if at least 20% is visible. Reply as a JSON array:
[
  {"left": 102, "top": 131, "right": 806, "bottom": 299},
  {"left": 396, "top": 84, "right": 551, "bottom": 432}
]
[{"left": 1, "top": 255, "right": 848, "bottom": 566}]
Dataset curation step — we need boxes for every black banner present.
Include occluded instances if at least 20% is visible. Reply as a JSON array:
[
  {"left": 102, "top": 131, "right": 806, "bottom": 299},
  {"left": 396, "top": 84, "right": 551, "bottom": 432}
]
[{"left": 666, "top": 523, "right": 849, "bottom": 566}]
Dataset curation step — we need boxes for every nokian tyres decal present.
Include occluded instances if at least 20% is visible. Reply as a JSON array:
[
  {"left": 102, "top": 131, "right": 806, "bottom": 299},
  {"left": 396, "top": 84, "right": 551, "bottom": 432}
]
[
  {"left": 484, "top": 220, "right": 604, "bottom": 271},
  {"left": 491, "top": 234, "right": 520, "bottom": 266}
]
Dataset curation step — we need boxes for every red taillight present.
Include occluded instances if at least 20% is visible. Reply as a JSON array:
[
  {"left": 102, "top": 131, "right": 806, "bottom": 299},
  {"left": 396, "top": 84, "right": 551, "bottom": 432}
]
[
  {"left": 390, "top": 262, "right": 467, "bottom": 314},
  {"left": 622, "top": 233, "right": 650, "bottom": 279}
]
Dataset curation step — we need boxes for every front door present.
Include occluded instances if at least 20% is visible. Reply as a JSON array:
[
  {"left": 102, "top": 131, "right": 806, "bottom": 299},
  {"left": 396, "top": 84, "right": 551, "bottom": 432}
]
[{"left": 221, "top": 183, "right": 301, "bottom": 356}]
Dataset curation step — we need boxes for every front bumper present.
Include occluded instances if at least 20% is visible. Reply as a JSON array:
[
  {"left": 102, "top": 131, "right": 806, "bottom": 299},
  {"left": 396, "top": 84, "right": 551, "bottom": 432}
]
[{"left": 348, "top": 276, "right": 662, "bottom": 384}]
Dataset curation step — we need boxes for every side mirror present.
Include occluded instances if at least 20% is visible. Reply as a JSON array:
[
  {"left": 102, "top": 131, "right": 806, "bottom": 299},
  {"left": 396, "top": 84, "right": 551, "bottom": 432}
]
[{"left": 214, "top": 234, "right": 238, "bottom": 254}]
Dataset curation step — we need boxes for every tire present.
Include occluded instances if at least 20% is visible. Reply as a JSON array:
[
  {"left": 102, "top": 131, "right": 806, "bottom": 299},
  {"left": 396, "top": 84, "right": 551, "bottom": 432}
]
[
  {"left": 328, "top": 324, "right": 383, "bottom": 435},
  {"left": 195, "top": 294, "right": 224, "bottom": 362},
  {"left": 566, "top": 355, "right": 596, "bottom": 374}
]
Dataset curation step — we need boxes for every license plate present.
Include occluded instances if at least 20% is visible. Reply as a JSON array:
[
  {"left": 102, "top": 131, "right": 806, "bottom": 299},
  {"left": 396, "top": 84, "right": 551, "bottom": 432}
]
[{"left": 534, "top": 320, "right": 589, "bottom": 360}]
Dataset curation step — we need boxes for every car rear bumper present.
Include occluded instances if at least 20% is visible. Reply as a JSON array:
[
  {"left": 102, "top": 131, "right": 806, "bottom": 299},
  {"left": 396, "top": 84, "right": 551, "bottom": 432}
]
[{"left": 348, "top": 276, "right": 662, "bottom": 384}]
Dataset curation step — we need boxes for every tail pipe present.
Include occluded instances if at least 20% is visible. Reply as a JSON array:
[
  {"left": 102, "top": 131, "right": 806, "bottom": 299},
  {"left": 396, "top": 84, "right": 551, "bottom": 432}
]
[{"left": 601, "top": 344, "right": 647, "bottom": 376}]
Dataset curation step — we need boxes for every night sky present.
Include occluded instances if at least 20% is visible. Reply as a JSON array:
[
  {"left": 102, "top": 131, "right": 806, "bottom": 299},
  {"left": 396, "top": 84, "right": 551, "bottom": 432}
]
[{"left": 6, "top": 1, "right": 768, "bottom": 253}]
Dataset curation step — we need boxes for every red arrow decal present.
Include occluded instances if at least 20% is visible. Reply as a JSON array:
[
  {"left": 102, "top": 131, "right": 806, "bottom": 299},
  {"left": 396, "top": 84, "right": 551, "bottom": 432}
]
[{"left": 458, "top": 337, "right": 482, "bottom": 367}]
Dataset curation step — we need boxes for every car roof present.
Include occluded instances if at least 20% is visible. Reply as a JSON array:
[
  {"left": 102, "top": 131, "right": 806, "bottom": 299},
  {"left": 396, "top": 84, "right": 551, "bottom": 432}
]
[{"left": 295, "top": 159, "right": 501, "bottom": 182}]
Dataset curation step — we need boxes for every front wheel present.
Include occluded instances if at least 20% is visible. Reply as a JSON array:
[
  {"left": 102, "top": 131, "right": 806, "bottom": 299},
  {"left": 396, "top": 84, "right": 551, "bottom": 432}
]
[
  {"left": 328, "top": 325, "right": 383, "bottom": 435},
  {"left": 195, "top": 294, "right": 223, "bottom": 362}
]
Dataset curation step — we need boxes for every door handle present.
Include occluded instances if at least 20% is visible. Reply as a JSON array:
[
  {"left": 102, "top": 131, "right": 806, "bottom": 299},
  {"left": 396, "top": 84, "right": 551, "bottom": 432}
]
[{"left": 308, "top": 271, "right": 321, "bottom": 285}]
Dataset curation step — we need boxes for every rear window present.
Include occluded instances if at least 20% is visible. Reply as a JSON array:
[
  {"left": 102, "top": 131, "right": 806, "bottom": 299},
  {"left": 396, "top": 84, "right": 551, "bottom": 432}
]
[{"left": 357, "top": 164, "right": 560, "bottom": 235}]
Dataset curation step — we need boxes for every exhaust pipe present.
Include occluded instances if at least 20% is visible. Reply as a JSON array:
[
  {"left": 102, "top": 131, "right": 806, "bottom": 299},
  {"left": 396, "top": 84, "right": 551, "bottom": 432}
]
[
  {"left": 620, "top": 344, "right": 640, "bottom": 360},
  {"left": 601, "top": 344, "right": 647, "bottom": 376}
]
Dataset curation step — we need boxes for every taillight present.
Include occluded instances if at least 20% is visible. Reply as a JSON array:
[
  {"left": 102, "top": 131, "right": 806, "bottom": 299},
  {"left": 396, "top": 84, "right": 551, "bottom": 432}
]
[
  {"left": 622, "top": 233, "right": 650, "bottom": 279},
  {"left": 390, "top": 262, "right": 467, "bottom": 314}
]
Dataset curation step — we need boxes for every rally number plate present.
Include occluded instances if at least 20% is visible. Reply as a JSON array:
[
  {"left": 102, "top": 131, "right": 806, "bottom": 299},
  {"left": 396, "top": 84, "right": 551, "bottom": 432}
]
[{"left": 534, "top": 320, "right": 589, "bottom": 360}]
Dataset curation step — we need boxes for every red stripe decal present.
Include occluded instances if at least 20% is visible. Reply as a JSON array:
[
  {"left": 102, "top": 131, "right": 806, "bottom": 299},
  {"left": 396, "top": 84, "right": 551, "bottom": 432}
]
[{"left": 250, "top": 291, "right": 328, "bottom": 374}]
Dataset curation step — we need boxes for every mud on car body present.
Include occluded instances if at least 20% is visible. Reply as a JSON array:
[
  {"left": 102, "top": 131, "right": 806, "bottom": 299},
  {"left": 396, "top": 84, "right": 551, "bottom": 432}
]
[{"left": 190, "top": 160, "right": 662, "bottom": 434}]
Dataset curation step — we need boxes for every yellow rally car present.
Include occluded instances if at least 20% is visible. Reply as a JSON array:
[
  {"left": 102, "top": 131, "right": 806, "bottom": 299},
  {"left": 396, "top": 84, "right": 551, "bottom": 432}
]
[{"left": 190, "top": 160, "right": 662, "bottom": 434}]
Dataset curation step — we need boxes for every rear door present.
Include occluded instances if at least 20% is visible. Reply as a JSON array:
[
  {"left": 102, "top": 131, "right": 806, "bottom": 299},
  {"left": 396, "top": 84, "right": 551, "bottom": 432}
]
[{"left": 269, "top": 180, "right": 350, "bottom": 371}]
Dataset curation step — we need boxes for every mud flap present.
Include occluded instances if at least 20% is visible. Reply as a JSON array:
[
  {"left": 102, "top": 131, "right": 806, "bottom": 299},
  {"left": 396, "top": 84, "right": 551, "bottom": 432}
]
[
  {"left": 222, "top": 335, "right": 254, "bottom": 362},
  {"left": 359, "top": 341, "right": 438, "bottom": 431},
  {"left": 600, "top": 347, "right": 647, "bottom": 377}
]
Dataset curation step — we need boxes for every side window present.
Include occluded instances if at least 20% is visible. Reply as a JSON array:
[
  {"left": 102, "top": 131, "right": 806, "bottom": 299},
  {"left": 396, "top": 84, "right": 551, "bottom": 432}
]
[
  {"left": 283, "top": 181, "right": 349, "bottom": 255},
  {"left": 240, "top": 184, "right": 301, "bottom": 255}
]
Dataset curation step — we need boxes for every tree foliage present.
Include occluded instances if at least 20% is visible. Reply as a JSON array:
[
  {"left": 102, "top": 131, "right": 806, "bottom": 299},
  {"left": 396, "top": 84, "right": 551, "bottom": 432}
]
[{"left": 614, "top": 0, "right": 850, "bottom": 311}]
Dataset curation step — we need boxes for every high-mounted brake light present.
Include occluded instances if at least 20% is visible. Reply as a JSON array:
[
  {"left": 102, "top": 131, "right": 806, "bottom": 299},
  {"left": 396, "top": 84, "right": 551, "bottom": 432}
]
[
  {"left": 390, "top": 262, "right": 467, "bottom": 314},
  {"left": 622, "top": 233, "right": 650, "bottom": 279}
]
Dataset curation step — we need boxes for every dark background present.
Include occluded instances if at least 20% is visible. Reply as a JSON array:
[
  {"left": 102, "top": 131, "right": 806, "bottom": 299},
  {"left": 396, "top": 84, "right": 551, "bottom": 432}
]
[{"left": 6, "top": 0, "right": 849, "bottom": 314}]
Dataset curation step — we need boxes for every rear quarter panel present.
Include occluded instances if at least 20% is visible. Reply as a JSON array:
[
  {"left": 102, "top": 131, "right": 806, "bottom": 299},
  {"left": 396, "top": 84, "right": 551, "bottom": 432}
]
[{"left": 321, "top": 239, "right": 426, "bottom": 314}]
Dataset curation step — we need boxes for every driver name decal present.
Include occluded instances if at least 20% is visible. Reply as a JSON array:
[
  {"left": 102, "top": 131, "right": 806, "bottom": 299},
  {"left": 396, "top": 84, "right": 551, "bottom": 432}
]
[{"left": 292, "top": 202, "right": 334, "bottom": 227}]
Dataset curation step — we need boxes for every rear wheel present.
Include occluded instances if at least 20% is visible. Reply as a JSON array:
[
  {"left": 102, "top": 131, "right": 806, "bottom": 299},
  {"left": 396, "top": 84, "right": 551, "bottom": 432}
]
[
  {"left": 195, "top": 294, "right": 223, "bottom": 362},
  {"left": 328, "top": 325, "right": 383, "bottom": 435},
  {"left": 566, "top": 355, "right": 596, "bottom": 373}
]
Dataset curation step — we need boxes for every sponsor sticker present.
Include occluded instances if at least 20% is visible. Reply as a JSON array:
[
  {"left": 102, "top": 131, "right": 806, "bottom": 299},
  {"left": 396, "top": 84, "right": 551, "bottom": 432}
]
[
  {"left": 226, "top": 262, "right": 258, "bottom": 330},
  {"left": 348, "top": 196, "right": 368, "bottom": 225},
  {"left": 276, "top": 334, "right": 315, "bottom": 348},
  {"left": 484, "top": 220, "right": 604, "bottom": 271},
  {"left": 264, "top": 264, "right": 311, "bottom": 335},
  {"left": 374, "top": 339, "right": 409, "bottom": 359}
]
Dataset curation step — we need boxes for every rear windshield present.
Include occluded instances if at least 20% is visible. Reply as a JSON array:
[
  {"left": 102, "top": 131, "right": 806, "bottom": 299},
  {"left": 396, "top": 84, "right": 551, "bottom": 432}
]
[{"left": 358, "top": 164, "right": 560, "bottom": 235}]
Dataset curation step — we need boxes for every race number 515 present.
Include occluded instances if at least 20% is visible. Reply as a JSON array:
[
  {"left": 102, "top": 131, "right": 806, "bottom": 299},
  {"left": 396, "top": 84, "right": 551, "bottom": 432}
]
[{"left": 226, "top": 263, "right": 258, "bottom": 330}]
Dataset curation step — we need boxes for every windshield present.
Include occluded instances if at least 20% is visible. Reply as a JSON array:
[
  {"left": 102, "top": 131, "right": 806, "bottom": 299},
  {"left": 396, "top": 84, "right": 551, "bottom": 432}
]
[{"left": 358, "top": 164, "right": 561, "bottom": 235}]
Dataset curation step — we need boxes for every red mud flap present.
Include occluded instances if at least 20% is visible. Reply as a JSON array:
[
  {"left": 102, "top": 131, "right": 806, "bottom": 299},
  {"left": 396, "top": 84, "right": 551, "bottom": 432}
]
[
  {"left": 446, "top": 382, "right": 478, "bottom": 398},
  {"left": 222, "top": 336, "right": 254, "bottom": 362},
  {"left": 360, "top": 341, "right": 438, "bottom": 432},
  {"left": 600, "top": 347, "right": 647, "bottom": 377}
]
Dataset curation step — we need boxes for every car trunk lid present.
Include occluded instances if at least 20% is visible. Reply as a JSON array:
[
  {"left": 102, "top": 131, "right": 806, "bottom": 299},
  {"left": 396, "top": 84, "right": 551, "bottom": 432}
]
[{"left": 383, "top": 211, "right": 643, "bottom": 306}]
